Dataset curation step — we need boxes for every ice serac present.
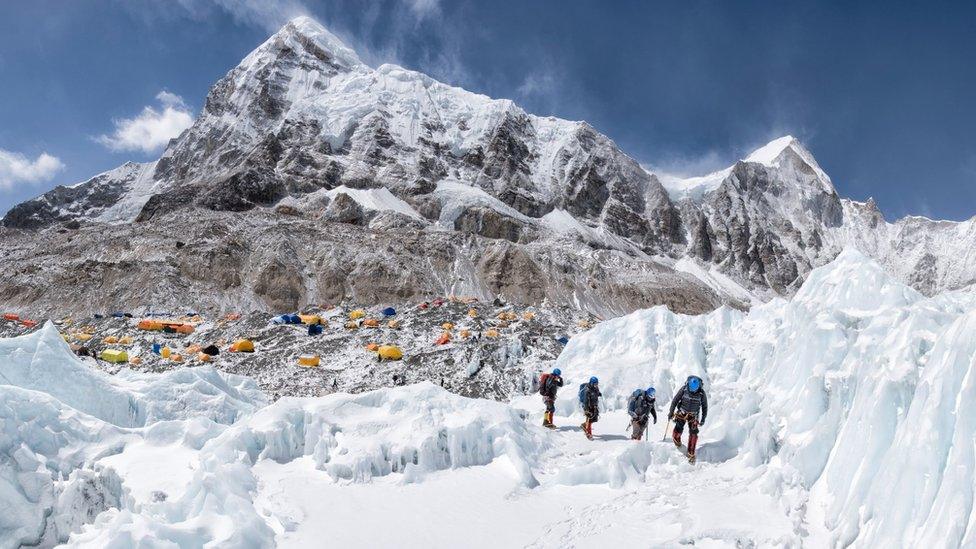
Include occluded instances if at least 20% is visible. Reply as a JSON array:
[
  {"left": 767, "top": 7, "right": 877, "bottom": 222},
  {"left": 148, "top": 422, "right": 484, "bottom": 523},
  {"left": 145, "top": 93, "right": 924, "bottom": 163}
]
[{"left": 554, "top": 249, "right": 976, "bottom": 547}]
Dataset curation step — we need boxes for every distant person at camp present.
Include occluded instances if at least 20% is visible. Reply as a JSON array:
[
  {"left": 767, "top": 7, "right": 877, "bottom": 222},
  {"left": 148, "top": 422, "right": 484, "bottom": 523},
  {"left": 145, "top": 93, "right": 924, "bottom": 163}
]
[
  {"left": 538, "top": 368, "right": 564, "bottom": 429},
  {"left": 578, "top": 376, "right": 602, "bottom": 440},
  {"left": 668, "top": 375, "right": 708, "bottom": 463},
  {"left": 627, "top": 387, "right": 657, "bottom": 440}
]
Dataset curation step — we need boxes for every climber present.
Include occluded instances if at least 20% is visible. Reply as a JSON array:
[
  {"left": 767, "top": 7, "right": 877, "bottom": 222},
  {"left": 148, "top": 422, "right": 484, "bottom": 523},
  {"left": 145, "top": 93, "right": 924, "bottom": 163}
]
[
  {"left": 668, "top": 375, "right": 708, "bottom": 463},
  {"left": 578, "top": 376, "right": 602, "bottom": 440},
  {"left": 538, "top": 368, "right": 564, "bottom": 429},
  {"left": 627, "top": 387, "right": 657, "bottom": 440}
]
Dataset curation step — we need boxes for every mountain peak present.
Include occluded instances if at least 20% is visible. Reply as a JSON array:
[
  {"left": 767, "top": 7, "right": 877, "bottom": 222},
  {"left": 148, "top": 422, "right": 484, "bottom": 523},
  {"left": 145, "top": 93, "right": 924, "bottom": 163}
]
[
  {"left": 743, "top": 135, "right": 834, "bottom": 192},
  {"left": 743, "top": 135, "right": 801, "bottom": 165},
  {"left": 269, "top": 15, "right": 363, "bottom": 69}
]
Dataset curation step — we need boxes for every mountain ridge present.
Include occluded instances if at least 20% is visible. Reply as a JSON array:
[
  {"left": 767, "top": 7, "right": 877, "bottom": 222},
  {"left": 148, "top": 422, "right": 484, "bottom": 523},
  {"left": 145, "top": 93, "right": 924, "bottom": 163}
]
[{"left": 2, "top": 16, "right": 975, "bottom": 316}]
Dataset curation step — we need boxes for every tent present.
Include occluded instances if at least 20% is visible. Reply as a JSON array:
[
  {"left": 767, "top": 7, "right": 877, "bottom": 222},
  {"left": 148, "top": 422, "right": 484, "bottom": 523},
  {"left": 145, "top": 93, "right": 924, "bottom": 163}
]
[
  {"left": 299, "top": 314, "right": 321, "bottom": 325},
  {"left": 484, "top": 329, "right": 499, "bottom": 338},
  {"left": 202, "top": 344, "right": 220, "bottom": 355},
  {"left": 378, "top": 345, "right": 403, "bottom": 361},
  {"left": 382, "top": 307, "right": 397, "bottom": 317},
  {"left": 387, "top": 319, "right": 401, "bottom": 329},
  {"left": 363, "top": 318, "right": 380, "bottom": 328},
  {"left": 557, "top": 335, "right": 570, "bottom": 345},
  {"left": 344, "top": 321, "right": 359, "bottom": 330},
  {"left": 231, "top": 339, "right": 255, "bottom": 353},
  {"left": 104, "top": 336, "right": 119, "bottom": 344},
  {"left": 441, "top": 322, "right": 454, "bottom": 330},
  {"left": 100, "top": 349, "right": 128, "bottom": 363},
  {"left": 138, "top": 320, "right": 164, "bottom": 331},
  {"left": 197, "top": 352, "right": 212, "bottom": 362},
  {"left": 3, "top": 313, "right": 19, "bottom": 321},
  {"left": 308, "top": 324, "right": 324, "bottom": 336},
  {"left": 298, "top": 355, "right": 320, "bottom": 367},
  {"left": 435, "top": 332, "right": 451, "bottom": 345},
  {"left": 286, "top": 314, "right": 302, "bottom": 325},
  {"left": 468, "top": 309, "right": 478, "bottom": 318},
  {"left": 349, "top": 309, "right": 366, "bottom": 320},
  {"left": 365, "top": 343, "right": 379, "bottom": 352}
]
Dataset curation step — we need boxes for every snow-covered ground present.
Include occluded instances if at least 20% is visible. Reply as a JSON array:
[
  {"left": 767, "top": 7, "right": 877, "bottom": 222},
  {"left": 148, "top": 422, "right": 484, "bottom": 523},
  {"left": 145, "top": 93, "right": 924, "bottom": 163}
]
[{"left": 3, "top": 249, "right": 976, "bottom": 547}]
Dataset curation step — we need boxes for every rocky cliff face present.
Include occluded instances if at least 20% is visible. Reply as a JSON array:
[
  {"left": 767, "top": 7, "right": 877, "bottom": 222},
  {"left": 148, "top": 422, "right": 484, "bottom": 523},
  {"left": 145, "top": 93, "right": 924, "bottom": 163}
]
[{"left": 3, "top": 17, "right": 976, "bottom": 317}]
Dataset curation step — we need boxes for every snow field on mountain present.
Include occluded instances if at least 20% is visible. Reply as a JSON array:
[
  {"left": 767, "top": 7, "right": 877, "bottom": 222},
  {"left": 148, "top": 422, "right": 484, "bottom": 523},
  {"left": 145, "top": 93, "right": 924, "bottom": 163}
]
[{"left": 4, "top": 248, "right": 976, "bottom": 547}]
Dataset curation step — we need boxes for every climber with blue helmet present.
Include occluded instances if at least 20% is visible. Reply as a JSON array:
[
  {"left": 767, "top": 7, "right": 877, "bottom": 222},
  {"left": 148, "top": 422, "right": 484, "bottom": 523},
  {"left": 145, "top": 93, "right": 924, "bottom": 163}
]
[
  {"left": 578, "top": 376, "right": 602, "bottom": 440},
  {"left": 538, "top": 368, "right": 564, "bottom": 429},
  {"left": 627, "top": 386, "right": 658, "bottom": 440},
  {"left": 668, "top": 375, "right": 708, "bottom": 463}
]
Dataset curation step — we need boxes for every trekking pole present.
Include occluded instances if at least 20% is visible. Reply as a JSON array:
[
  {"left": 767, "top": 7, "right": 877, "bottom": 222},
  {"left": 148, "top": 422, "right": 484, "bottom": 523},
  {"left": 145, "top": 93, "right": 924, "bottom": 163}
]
[{"left": 662, "top": 418, "right": 671, "bottom": 442}]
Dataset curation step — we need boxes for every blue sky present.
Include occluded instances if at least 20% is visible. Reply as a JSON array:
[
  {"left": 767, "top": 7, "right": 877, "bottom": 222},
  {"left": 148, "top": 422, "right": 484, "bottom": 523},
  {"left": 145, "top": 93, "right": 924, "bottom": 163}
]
[{"left": 1, "top": 1, "right": 974, "bottom": 220}]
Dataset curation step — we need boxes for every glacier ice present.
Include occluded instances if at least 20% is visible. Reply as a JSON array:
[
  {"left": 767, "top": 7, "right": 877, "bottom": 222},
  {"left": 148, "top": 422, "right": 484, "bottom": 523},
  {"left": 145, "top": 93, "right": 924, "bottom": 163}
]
[{"left": 3, "top": 248, "right": 976, "bottom": 546}]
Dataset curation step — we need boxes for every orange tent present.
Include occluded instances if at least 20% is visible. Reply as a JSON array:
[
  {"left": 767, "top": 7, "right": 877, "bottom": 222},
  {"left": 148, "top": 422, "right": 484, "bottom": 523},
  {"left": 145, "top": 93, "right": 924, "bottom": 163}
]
[{"left": 435, "top": 332, "right": 451, "bottom": 345}]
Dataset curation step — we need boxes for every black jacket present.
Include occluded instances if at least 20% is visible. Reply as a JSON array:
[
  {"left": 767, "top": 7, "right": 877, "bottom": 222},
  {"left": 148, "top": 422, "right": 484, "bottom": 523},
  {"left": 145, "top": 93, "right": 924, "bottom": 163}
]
[
  {"left": 541, "top": 374, "right": 563, "bottom": 397},
  {"left": 582, "top": 383, "right": 601, "bottom": 410},
  {"left": 628, "top": 392, "right": 657, "bottom": 422},
  {"left": 669, "top": 385, "right": 708, "bottom": 422}
]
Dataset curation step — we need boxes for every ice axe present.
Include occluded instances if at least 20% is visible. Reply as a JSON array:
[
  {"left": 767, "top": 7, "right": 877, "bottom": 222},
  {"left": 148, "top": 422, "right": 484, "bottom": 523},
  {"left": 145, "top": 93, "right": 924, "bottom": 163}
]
[{"left": 662, "top": 418, "right": 671, "bottom": 442}]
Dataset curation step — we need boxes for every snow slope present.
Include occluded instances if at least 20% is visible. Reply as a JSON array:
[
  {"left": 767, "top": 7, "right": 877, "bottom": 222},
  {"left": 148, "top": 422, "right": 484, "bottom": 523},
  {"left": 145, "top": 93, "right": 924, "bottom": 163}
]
[{"left": 4, "top": 249, "right": 976, "bottom": 547}]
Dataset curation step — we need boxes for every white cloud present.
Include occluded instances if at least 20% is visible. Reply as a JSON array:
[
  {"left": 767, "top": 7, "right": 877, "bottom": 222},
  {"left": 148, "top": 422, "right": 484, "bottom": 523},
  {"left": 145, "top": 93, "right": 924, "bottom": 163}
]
[
  {"left": 96, "top": 91, "right": 194, "bottom": 154},
  {"left": 645, "top": 149, "right": 730, "bottom": 179},
  {"left": 0, "top": 149, "right": 65, "bottom": 191},
  {"left": 405, "top": 0, "right": 440, "bottom": 20},
  {"left": 174, "top": 0, "right": 308, "bottom": 31}
]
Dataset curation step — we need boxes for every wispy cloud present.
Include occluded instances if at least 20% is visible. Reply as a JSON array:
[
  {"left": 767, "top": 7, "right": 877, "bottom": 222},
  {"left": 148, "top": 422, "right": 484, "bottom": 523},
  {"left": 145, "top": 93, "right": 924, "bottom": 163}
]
[
  {"left": 96, "top": 91, "right": 194, "bottom": 154},
  {"left": 645, "top": 149, "right": 731, "bottom": 179},
  {"left": 174, "top": 0, "right": 308, "bottom": 32},
  {"left": 0, "top": 149, "right": 65, "bottom": 191}
]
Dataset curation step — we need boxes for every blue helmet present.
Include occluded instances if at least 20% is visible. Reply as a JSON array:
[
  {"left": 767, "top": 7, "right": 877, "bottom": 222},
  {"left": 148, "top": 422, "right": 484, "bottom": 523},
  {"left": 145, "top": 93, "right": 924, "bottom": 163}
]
[
  {"left": 552, "top": 368, "right": 561, "bottom": 376},
  {"left": 687, "top": 376, "right": 702, "bottom": 392},
  {"left": 590, "top": 376, "right": 599, "bottom": 384},
  {"left": 645, "top": 387, "right": 656, "bottom": 397}
]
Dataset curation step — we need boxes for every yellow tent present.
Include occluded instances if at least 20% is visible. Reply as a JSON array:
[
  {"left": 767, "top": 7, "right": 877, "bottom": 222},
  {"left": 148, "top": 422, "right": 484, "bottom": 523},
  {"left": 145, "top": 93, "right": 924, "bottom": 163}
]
[
  {"left": 170, "top": 354, "right": 184, "bottom": 363},
  {"left": 484, "top": 329, "right": 500, "bottom": 338},
  {"left": 378, "top": 345, "right": 403, "bottom": 361},
  {"left": 387, "top": 319, "right": 401, "bottom": 329},
  {"left": 467, "top": 309, "right": 478, "bottom": 318},
  {"left": 73, "top": 333, "right": 92, "bottom": 341},
  {"left": 197, "top": 352, "right": 212, "bottom": 362},
  {"left": 441, "top": 322, "right": 454, "bottom": 330},
  {"left": 298, "top": 355, "right": 320, "bottom": 367},
  {"left": 460, "top": 329, "right": 472, "bottom": 339},
  {"left": 300, "top": 314, "right": 321, "bottom": 325},
  {"left": 349, "top": 309, "right": 366, "bottom": 320},
  {"left": 161, "top": 346, "right": 172, "bottom": 358},
  {"left": 363, "top": 318, "right": 380, "bottom": 328},
  {"left": 119, "top": 336, "right": 133, "bottom": 345},
  {"left": 231, "top": 339, "right": 255, "bottom": 353},
  {"left": 100, "top": 349, "right": 128, "bottom": 363},
  {"left": 129, "top": 356, "right": 142, "bottom": 365},
  {"left": 103, "top": 335, "right": 119, "bottom": 344},
  {"left": 522, "top": 312, "right": 536, "bottom": 321}
]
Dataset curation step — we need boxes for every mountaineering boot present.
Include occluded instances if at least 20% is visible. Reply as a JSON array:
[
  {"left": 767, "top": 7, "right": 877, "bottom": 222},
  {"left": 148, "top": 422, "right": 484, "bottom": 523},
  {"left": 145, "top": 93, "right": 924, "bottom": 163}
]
[
  {"left": 672, "top": 429, "right": 682, "bottom": 448},
  {"left": 543, "top": 412, "right": 556, "bottom": 429},
  {"left": 688, "top": 433, "right": 699, "bottom": 455},
  {"left": 583, "top": 420, "right": 593, "bottom": 440},
  {"left": 687, "top": 451, "right": 696, "bottom": 464}
]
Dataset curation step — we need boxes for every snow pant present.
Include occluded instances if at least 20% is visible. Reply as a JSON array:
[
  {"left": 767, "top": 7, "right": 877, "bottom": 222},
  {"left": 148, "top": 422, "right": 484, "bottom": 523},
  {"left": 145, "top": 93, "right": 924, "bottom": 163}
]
[
  {"left": 631, "top": 417, "right": 648, "bottom": 440},
  {"left": 583, "top": 407, "right": 599, "bottom": 437},
  {"left": 543, "top": 396, "right": 556, "bottom": 425},
  {"left": 672, "top": 412, "right": 700, "bottom": 455}
]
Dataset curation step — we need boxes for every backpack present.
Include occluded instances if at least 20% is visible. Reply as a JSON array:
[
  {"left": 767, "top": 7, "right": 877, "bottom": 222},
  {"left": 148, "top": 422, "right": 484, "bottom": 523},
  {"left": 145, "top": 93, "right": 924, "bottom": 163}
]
[
  {"left": 578, "top": 383, "right": 588, "bottom": 406},
  {"left": 627, "top": 389, "right": 642, "bottom": 414},
  {"left": 538, "top": 373, "right": 551, "bottom": 395}
]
